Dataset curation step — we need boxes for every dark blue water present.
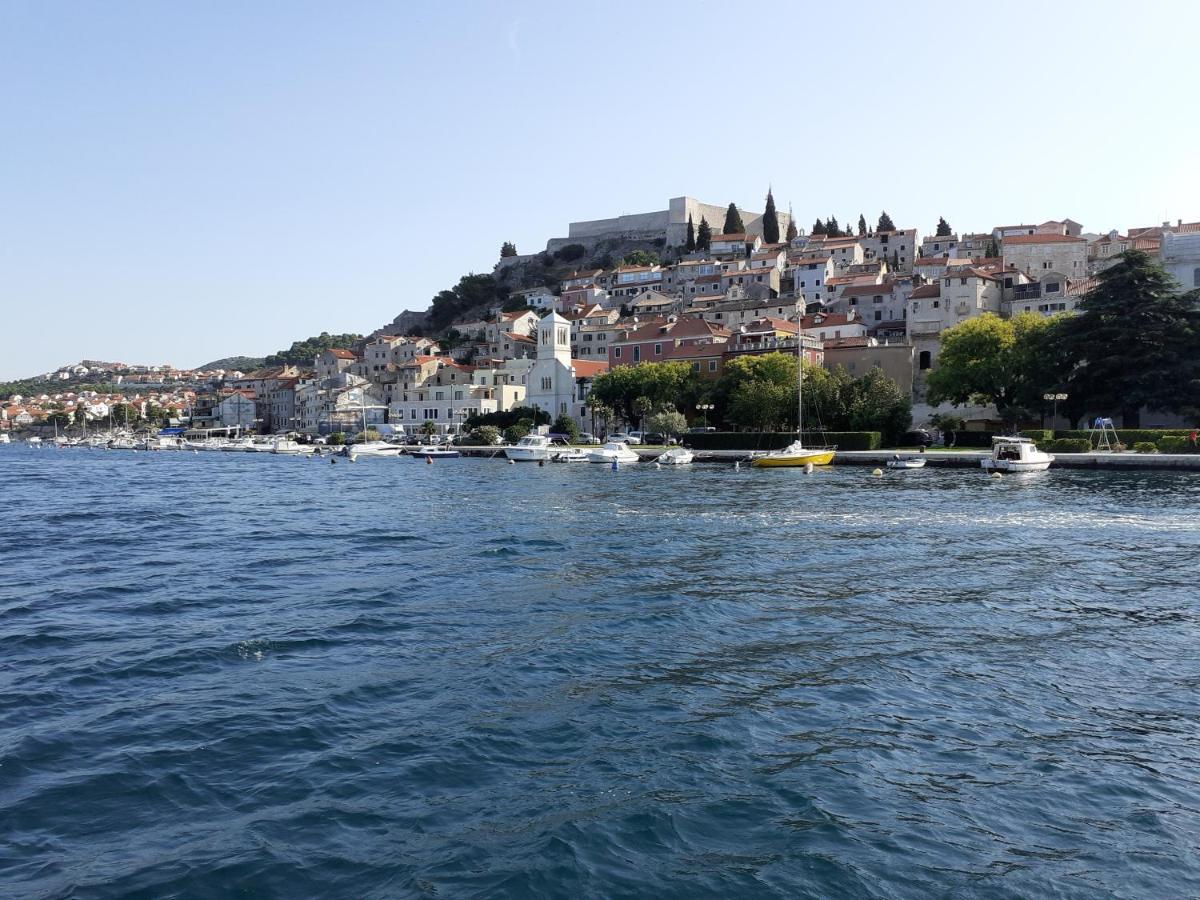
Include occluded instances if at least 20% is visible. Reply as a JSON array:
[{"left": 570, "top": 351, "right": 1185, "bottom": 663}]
[{"left": 2, "top": 447, "right": 1199, "bottom": 899}]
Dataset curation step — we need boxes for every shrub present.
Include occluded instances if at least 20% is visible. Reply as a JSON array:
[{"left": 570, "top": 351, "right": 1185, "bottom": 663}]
[
  {"left": 682, "top": 431, "right": 880, "bottom": 451},
  {"left": 1054, "top": 428, "right": 1192, "bottom": 444},
  {"left": 461, "top": 425, "right": 501, "bottom": 446},
  {"left": 1157, "top": 435, "right": 1188, "bottom": 453},
  {"left": 1133, "top": 441, "right": 1158, "bottom": 454},
  {"left": 327, "top": 432, "right": 345, "bottom": 446},
  {"left": 1043, "top": 438, "right": 1089, "bottom": 453},
  {"left": 554, "top": 243, "right": 586, "bottom": 262},
  {"left": 552, "top": 414, "right": 579, "bottom": 443},
  {"left": 503, "top": 424, "right": 530, "bottom": 444},
  {"left": 1019, "top": 429, "right": 1053, "bottom": 442}
]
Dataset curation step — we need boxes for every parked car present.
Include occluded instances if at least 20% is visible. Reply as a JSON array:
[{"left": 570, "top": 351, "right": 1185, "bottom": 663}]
[
  {"left": 902, "top": 429, "right": 934, "bottom": 447},
  {"left": 576, "top": 432, "right": 601, "bottom": 445},
  {"left": 608, "top": 433, "right": 636, "bottom": 444},
  {"left": 642, "top": 432, "right": 677, "bottom": 446}
]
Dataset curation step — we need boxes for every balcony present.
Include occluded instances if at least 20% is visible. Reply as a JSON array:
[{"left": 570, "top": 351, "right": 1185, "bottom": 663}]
[
  {"left": 1012, "top": 285, "right": 1042, "bottom": 301},
  {"left": 908, "top": 320, "right": 944, "bottom": 336}
]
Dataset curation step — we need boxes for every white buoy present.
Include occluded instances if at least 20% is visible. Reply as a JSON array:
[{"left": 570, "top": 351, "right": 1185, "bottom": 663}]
[
  {"left": 991, "top": 471, "right": 1003, "bottom": 479},
  {"left": 734, "top": 460, "right": 740, "bottom": 471},
  {"left": 805, "top": 462, "right": 814, "bottom": 475},
  {"left": 654, "top": 462, "right": 661, "bottom": 469},
  {"left": 508, "top": 459, "right": 514, "bottom": 465},
  {"left": 872, "top": 468, "right": 883, "bottom": 477}
]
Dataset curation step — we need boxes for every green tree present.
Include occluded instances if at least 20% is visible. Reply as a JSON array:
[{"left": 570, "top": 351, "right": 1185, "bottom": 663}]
[
  {"left": 697, "top": 216, "right": 712, "bottom": 252},
  {"left": 935, "top": 217, "right": 952, "bottom": 237},
  {"left": 685, "top": 214, "right": 696, "bottom": 253},
  {"left": 500, "top": 241, "right": 518, "bottom": 258},
  {"left": 503, "top": 423, "right": 530, "bottom": 444},
  {"left": 985, "top": 237, "right": 999, "bottom": 258},
  {"left": 786, "top": 217, "right": 798, "bottom": 242},
  {"left": 46, "top": 411, "right": 72, "bottom": 429},
  {"left": 858, "top": 214, "right": 868, "bottom": 236},
  {"left": 589, "top": 361, "right": 696, "bottom": 427},
  {"left": 723, "top": 202, "right": 745, "bottom": 235},
  {"left": 112, "top": 403, "right": 140, "bottom": 426},
  {"left": 585, "top": 394, "right": 614, "bottom": 437},
  {"left": 425, "top": 273, "right": 510, "bottom": 332},
  {"left": 327, "top": 432, "right": 345, "bottom": 446},
  {"left": 264, "top": 332, "right": 363, "bottom": 367},
  {"left": 926, "top": 312, "right": 1062, "bottom": 428},
  {"left": 1060, "top": 250, "right": 1200, "bottom": 426},
  {"left": 826, "top": 216, "right": 841, "bottom": 237},
  {"left": 762, "top": 189, "right": 780, "bottom": 244},
  {"left": 645, "top": 404, "right": 687, "bottom": 438},
  {"left": 811, "top": 218, "right": 827, "bottom": 236},
  {"left": 470, "top": 425, "right": 501, "bottom": 445},
  {"left": 877, "top": 210, "right": 896, "bottom": 232},
  {"left": 620, "top": 249, "right": 660, "bottom": 267},
  {"left": 420, "top": 420, "right": 437, "bottom": 437},
  {"left": 729, "top": 379, "right": 794, "bottom": 431},
  {"left": 846, "top": 367, "right": 912, "bottom": 443},
  {"left": 552, "top": 413, "right": 579, "bottom": 442}
]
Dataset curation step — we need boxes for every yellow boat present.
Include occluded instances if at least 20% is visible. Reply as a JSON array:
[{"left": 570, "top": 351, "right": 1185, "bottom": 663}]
[{"left": 750, "top": 440, "right": 835, "bottom": 468}]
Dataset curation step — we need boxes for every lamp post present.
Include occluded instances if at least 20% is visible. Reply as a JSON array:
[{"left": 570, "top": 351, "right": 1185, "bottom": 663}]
[
  {"left": 696, "top": 403, "right": 714, "bottom": 429},
  {"left": 1043, "top": 392, "right": 1068, "bottom": 427}
]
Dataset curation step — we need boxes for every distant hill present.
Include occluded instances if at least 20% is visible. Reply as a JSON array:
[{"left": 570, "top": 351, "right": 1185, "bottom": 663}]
[{"left": 198, "top": 355, "right": 265, "bottom": 371}]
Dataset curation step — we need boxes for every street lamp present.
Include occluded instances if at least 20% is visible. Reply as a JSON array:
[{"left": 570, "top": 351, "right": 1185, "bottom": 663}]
[
  {"left": 1043, "top": 392, "right": 1068, "bottom": 426},
  {"left": 696, "top": 403, "right": 714, "bottom": 429}
]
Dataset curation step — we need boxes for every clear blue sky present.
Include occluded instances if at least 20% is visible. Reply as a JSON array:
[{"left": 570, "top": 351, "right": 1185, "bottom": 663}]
[{"left": 2, "top": 0, "right": 1198, "bottom": 379}]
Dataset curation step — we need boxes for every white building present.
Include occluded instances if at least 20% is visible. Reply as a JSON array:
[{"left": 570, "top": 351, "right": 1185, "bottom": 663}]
[
  {"left": 1161, "top": 232, "right": 1200, "bottom": 292},
  {"left": 522, "top": 311, "right": 609, "bottom": 428}
]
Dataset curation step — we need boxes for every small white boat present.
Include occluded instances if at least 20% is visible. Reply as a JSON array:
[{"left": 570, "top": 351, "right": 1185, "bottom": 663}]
[
  {"left": 656, "top": 447, "right": 693, "bottom": 466},
  {"left": 586, "top": 441, "right": 640, "bottom": 465},
  {"left": 0, "top": 433, "right": 10, "bottom": 444},
  {"left": 346, "top": 440, "right": 406, "bottom": 458},
  {"left": 981, "top": 436, "right": 1054, "bottom": 472},
  {"left": 886, "top": 456, "right": 926, "bottom": 469},
  {"left": 270, "top": 438, "right": 315, "bottom": 455},
  {"left": 505, "top": 434, "right": 552, "bottom": 462},
  {"left": 409, "top": 444, "right": 460, "bottom": 459},
  {"left": 27, "top": 436, "right": 42, "bottom": 445},
  {"left": 550, "top": 448, "right": 588, "bottom": 463}
]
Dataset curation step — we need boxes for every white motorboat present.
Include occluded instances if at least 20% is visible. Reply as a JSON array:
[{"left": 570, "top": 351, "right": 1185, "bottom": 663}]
[
  {"left": 0, "top": 433, "right": 10, "bottom": 444},
  {"left": 505, "top": 434, "right": 552, "bottom": 462},
  {"left": 586, "top": 441, "right": 640, "bottom": 465},
  {"left": 409, "top": 444, "right": 460, "bottom": 459},
  {"left": 981, "top": 436, "right": 1055, "bottom": 472},
  {"left": 550, "top": 448, "right": 588, "bottom": 462},
  {"left": 346, "top": 440, "right": 406, "bottom": 458},
  {"left": 26, "top": 436, "right": 42, "bottom": 445},
  {"left": 270, "top": 438, "right": 315, "bottom": 455},
  {"left": 886, "top": 455, "right": 926, "bottom": 469},
  {"left": 656, "top": 447, "right": 693, "bottom": 466}
]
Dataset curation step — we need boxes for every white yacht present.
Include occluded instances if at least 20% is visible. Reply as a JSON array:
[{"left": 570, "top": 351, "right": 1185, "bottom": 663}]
[
  {"left": 551, "top": 448, "right": 588, "bottom": 462},
  {"left": 981, "top": 436, "right": 1055, "bottom": 472},
  {"left": 270, "top": 438, "right": 315, "bottom": 455},
  {"left": 655, "top": 447, "right": 693, "bottom": 466},
  {"left": 586, "top": 441, "right": 640, "bottom": 465},
  {"left": 505, "top": 434, "right": 552, "bottom": 462},
  {"left": 345, "top": 440, "right": 406, "bottom": 458}
]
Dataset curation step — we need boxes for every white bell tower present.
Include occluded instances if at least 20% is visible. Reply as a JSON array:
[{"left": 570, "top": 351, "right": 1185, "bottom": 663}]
[{"left": 538, "top": 311, "right": 572, "bottom": 366}]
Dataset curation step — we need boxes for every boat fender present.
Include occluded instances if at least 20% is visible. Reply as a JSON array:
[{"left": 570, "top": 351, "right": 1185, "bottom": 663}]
[
  {"left": 991, "top": 471, "right": 1002, "bottom": 479},
  {"left": 330, "top": 458, "right": 336, "bottom": 465},
  {"left": 538, "top": 459, "right": 544, "bottom": 467},
  {"left": 611, "top": 460, "right": 618, "bottom": 471},
  {"left": 872, "top": 468, "right": 883, "bottom": 477},
  {"left": 734, "top": 460, "right": 740, "bottom": 470},
  {"left": 805, "top": 462, "right": 814, "bottom": 475},
  {"left": 508, "top": 459, "right": 514, "bottom": 464},
  {"left": 426, "top": 456, "right": 432, "bottom": 465}
]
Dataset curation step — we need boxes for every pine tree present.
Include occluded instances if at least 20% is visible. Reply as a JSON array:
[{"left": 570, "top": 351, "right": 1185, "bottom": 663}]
[
  {"left": 762, "top": 189, "right": 780, "bottom": 244},
  {"left": 685, "top": 214, "right": 696, "bottom": 253},
  {"left": 936, "top": 217, "right": 952, "bottom": 237},
  {"left": 723, "top": 202, "right": 745, "bottom": 235},
  {"left": 858, "top": 214, "right": 867, "bottom": 237},
  {"left": 786, "top": 218, "right": 798, "bottom": 242},
  {"left": 697, "top": 216, "right": 712, "bottom": 252},
  {"left": 500, "top": 241, "right": 517, "bottom": 258},
  {"left": 986, "top": 237, "right": 999, "bottom": 258},
  {"left": 812, "top": 219, "right": 827, "bottom": 236},
  {"left": 827, "top": 216, "right": 841, "bottom": 237},
  {"left": 877, "top": 211, "right": 896, "bottom": 232},
  {"left": 1061, "top": 250, "right": 1200, "bottom": 426}
]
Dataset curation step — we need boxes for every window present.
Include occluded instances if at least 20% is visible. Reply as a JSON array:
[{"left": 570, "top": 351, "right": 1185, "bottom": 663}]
[
  {"left": 708, "top": 360, "right": 718, "bottom": 372},
  {"left": 410, "top": 409, "right": 416, "bottom": 419},
  {"left": 944, "top": 278, "right": 951, "bottom": 287},
  {"left": 1045, "top": 282, "right": 1060, "bottom": 293},
  {"left": 633, "top": 346, "right": 641, "bottom": 362},
  {"left": 541, "top": 377, "right": 552, "bottom": 390},
  {"left": 874, "top": 310, "right": 882, "bottom": 321},
  {"left": 691, "top": 361, "right": 700, "bottom": 372},
  {"left": 1193, "top": 267, "right": 1200, "bottom": 288},
  {"left": 614, "top": 347, "right": 622, "bottom": 359},
  {"left": 919, "top": 350, "right": 932, "bottom": 370},
  {"left": 583, "top": 333, "right": 593, "bottom": 341},
  {"left": 654, "top": 343, "right": 662, "bottom": 355},
  {"left": 454, "top": 390, "right": 463, "bottom": 400},
  {"left": 933, "top": 300, "right": 940, "bottom": 309},
  {"left": 960, "top": 277, "right": 967, "bottom": 285}
]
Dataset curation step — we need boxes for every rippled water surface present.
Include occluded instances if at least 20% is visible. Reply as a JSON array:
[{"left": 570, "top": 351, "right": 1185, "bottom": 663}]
[{"left": 2, "top": 446, "right": 1199, "bottom": 899}]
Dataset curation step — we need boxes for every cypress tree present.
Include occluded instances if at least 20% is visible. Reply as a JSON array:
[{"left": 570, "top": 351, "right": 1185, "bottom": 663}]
[
  {"left": 697, "top": 216, "right": 712, "bottom": 252},
  {"left": 723, "top": 202, "right": 745, "bottom": 235},
  {"left": 857, "top": 214, "right": 867, "bottom": 237},
  {"left": 986, "top": 237, "right": 999, "bottom": 258},
  {"left": 812, "top": 219, "right": 827, "bottom": 236},
  {"left": 786, "top": 218, "right": 798, "bottom": 242},
  {"left": 877, "top": 211, "right": 896, "bottom": 232},
  {"left": 936, "top": 217, "right": 952, "bottom": 237},
  {"left": 500, "top": 241, "right": 517, "bottom": 258},
  {"left": 685, "top": 214, "right": 696, "bottom": 253},
  {"left": 762, "top": 189, "right": 780, "bottom": 244},
  {"left": 827, "top": 216, "right": 841, "bottom": 237}
]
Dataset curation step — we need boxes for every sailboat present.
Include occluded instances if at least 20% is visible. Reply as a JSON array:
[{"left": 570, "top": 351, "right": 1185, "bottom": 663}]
[{"left": 750, "top": 314, "right": 835, "bottom": 468}]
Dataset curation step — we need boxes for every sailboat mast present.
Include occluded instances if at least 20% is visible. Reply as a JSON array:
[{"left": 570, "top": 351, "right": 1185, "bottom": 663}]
[{"left": 797, "top": 311, "right": 804, "bottom": 442}]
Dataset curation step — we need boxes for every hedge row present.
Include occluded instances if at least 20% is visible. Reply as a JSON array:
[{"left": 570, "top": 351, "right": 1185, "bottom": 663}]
[
  {"left": 682, "top": 431, "right": 882, "bottom": 451},
  {"left": 947, "top": 431, "right": 995, "bottom": 448},
  {"left": 1053, "top": 428, "right": 1194, "bottom": 443},
  {"left": 1019, "top": 429, "right": 1053, "bottom": 442},
  {"left": 1043, "top": 438, "right": 1090, "bottom": 453}
]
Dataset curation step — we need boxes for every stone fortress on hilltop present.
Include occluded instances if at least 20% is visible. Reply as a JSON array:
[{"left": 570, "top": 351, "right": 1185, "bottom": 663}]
[{"left": 545, "top": 196, "right": 792, "bottom": 253}]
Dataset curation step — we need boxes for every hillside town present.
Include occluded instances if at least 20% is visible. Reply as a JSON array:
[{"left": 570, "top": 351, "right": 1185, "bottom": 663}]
[{"left": 5, "top": 193, "right": 1199, "bottom": 438}]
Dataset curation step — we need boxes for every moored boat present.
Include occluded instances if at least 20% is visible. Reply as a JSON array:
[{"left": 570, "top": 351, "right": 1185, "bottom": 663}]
[
  {"left": 505, "top": 434, "right": 552, "bottom": 462},
  {"left": 656, "top": 447, "right": 694, "bottom": 466},
  {"left": 409, "top": 444, "right": 460, "bottom": 459},
  {"left": 586, "top": 441, "right": 640, "bottom": 464},
  {"left": 981, "top": 436, "right": 1054, "bottom": 472},
  {"left": 886, "top": 455, "right": 926, "bottom": 469}
]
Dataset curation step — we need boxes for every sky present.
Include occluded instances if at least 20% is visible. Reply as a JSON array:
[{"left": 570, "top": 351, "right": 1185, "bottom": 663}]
[{"left": 2, "top": 0, "right": 1198, "bottom": 379}]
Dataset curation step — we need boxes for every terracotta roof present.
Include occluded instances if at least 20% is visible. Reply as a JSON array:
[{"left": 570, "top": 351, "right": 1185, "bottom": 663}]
[
  {"left": 791, "top": 255, "right": 831, "bottom": 266},
  {"left": 712, "top": 233, "right": 748, "bottom": 242},
  {"left": 743, "top": 316, "right": 798, "bottom": 334},
  {"left": 801, "top": 313, "right": 862, "bottom": 329},
  {"left": 840, "top": 282, "right": 893, "bottom": 298},
  {"left": 910, "top": 284, "right": 941, "bottom": 299},
  {"left": 326, "top": 349, "right": 357, "bottom": 359},
  {"left": 1002, "top": 233, "right": 1085, "bottom": 245},
  {"left": 570, "top": 359, "right": 609, "bottom": 378}
]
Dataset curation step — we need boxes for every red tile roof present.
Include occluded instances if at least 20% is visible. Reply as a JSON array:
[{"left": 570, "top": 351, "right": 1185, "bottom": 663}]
[
  {"left": 570, "top": 359, "right": 609, "bottom": 378},
  {"left": 910, "top": 284, "right": 941, "bottom": 299}
]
